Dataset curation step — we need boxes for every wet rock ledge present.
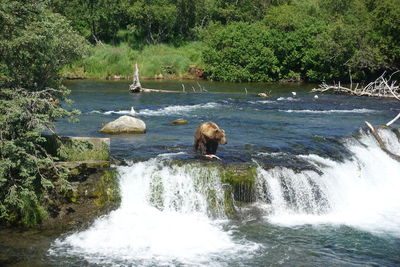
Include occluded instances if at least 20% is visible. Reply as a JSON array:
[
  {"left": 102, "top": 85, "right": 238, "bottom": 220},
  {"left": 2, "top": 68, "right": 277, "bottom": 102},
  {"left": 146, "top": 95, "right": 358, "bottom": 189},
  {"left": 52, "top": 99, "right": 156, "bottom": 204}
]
[{"left": 40, "top": 136, "right": 121, "bottom": 231}]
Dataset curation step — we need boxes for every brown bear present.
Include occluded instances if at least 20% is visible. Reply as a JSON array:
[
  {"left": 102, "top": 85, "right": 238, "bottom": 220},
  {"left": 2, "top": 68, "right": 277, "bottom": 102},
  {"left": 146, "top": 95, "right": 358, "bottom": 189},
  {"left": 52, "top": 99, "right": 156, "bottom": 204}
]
[{"left": 194, "top": 122, "right": 227, "bottom": 155}]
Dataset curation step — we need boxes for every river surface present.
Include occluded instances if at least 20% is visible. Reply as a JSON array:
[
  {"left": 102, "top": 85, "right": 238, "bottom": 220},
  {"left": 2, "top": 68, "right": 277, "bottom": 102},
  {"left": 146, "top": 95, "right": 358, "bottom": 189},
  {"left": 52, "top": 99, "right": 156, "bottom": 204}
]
[{"left": 1, "top": 80, "right": 400, "bottom": 266}]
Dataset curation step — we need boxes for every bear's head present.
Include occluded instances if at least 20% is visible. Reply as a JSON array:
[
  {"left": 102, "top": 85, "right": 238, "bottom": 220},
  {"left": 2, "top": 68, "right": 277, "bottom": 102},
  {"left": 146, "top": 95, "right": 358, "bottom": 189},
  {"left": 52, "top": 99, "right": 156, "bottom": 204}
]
[{"left": 215, "top": 129, "right": 227, "bottom": 145}]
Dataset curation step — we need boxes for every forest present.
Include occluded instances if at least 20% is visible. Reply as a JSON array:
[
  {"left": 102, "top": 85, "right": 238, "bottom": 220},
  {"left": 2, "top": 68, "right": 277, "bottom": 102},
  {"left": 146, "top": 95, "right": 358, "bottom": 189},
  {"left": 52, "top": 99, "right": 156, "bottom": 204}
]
[{"left": 50, "top": 0, "right": 400, "bottom": 82}]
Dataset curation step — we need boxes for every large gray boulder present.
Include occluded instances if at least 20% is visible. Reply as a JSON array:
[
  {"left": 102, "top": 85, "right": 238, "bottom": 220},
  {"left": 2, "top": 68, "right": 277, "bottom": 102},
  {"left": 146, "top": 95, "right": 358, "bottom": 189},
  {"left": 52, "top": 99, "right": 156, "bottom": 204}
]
[{"left": 100, "top": 115, "right": 146, "bottom": 134}]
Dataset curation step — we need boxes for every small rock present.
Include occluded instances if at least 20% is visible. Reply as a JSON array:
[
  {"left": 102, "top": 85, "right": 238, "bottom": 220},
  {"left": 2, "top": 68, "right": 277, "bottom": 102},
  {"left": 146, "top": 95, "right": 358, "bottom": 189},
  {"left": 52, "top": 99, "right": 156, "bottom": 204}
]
[
  {"left": 171, "top": 118, "right": 188, "bottom": 125},
  {"left": 100, "top": 115, "right": 146, "bottom": 134}
]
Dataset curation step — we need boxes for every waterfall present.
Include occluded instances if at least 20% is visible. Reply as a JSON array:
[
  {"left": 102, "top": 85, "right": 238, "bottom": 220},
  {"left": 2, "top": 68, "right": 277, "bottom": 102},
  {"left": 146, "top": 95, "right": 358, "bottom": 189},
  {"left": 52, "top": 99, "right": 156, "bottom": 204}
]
[
  {"left": 49, "top": 129, "right": 400, "bottom": 265},
  {"left": 50, "top": 157, "right": 257, "bottom": 266},
  {"left": 255, "top": 129, "right": 400, "bottom": 236}
]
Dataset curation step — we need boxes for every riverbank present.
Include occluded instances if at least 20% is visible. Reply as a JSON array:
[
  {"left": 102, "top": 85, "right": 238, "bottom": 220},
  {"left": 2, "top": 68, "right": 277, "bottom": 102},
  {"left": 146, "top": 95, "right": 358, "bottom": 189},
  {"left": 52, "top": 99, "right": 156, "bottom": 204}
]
[{"left": 61, "top": 42, "right": 205, "bottom": 81}]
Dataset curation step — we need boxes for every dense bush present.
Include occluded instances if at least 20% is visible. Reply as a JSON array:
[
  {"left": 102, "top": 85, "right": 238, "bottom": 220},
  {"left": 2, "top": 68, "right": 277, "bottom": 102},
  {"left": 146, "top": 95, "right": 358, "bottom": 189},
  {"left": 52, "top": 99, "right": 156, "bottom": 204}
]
[
  {"left": 202, "top": 0, "right": 399, "bottom": 82},
  {"left": 0, "top": 0, "right": 87, "bottom": 226},
  {"left": 203, "top": 22, "right": 279, "bottom": 82}
]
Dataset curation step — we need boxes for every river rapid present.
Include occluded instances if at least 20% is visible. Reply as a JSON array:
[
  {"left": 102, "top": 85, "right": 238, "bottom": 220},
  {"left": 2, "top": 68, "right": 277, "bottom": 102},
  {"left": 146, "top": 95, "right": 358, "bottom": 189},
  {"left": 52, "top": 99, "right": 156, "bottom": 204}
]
[{"left": 2, "top": 80, "right": 400, "bottom": 266}]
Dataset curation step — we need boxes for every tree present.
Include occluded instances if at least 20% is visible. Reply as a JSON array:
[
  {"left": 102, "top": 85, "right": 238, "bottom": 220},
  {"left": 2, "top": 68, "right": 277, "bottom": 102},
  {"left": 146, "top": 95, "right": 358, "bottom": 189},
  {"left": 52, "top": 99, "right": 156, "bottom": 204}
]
[
  {"left": 126, "top": 0, "right": 177, "bottom": 44},
  {"left": 50, "top": 0, "right": 128, "bottom": 44},
  {"left": 0, "top": 0, "right": 88, "bottom": 226},
  {"left": 203, "top": 22, "right": 279, "bottom": 82}
]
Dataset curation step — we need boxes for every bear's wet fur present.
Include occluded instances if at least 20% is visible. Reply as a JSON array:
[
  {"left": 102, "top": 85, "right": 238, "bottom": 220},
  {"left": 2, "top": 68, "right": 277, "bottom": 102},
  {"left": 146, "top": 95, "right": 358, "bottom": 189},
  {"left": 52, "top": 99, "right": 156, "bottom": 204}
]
[{"left": 194, "top": 122, "right": 227, "bottom": 155}]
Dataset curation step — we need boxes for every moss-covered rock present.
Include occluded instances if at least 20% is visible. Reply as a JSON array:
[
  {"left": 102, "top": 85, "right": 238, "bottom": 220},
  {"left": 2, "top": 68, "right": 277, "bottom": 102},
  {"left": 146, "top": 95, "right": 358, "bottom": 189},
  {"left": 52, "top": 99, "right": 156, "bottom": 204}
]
[
  {"left": 40, "top": 166, "right": 120, "bottom": 231},
  {"left": 220, "top": 164, "right": 257, "bottom": 203},
  {"left": 222, "top": 184, "right": 237, "bottom": 219}
]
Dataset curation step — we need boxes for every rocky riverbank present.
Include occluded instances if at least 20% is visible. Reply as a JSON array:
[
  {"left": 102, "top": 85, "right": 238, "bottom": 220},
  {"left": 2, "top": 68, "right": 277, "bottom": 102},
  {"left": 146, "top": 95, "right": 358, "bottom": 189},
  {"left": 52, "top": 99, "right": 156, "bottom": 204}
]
[{"left": 38, "top": 136, "right": 121, "bottom": 231}]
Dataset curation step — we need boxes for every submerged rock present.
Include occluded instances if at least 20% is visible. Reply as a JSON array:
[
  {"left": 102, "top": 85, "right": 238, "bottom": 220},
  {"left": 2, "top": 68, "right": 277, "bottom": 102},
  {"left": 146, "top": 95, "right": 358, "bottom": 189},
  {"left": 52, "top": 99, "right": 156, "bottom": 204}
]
[
  {"left": 100, "top": 115, "right": 146, "bottom": 134},
  {"left": 170, "top": 118, "right": 188, "bottom": 125}
]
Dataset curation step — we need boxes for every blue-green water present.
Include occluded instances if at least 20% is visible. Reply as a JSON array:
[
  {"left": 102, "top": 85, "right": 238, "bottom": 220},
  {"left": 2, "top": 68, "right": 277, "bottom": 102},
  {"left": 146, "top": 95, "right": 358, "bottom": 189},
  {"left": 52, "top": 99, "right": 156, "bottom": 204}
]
[
  {"left": 2, "top": 80, "right": 400, "bottom": 266},
  {"left": 57, "top": 80, "right": 398, "bottom": 164}
]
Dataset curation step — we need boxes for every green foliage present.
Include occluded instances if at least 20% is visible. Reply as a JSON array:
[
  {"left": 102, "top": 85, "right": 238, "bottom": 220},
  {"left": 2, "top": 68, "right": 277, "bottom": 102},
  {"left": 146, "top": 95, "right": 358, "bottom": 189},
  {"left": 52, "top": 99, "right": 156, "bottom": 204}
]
[
  {"left": 0, "top": 1, "right": 88, "bottom": 90},
  {"left": 50, "top": 0, "right": 129, "bottom": 43},
  {"left": 64, "top": 42, "right": 204, "bottom": 79},
  {"left": 137, "top": 43, "right": 204, "bottom": 78},
  {"left": 71, "top": 43, "right": 136, "bottom": 79},
  {"left": 56, "top": 139, "right": 110, "bottom": 162},
  {"left": 203, "top": 22, "right": 279, "bottom": 82},
  {"left": 372, "top": 0, "right": 400, "bottom": 67},
  {"left": 126, "top": 0, "right": 177, "bottom": 45},
  {"left": 203, "top": 0, "right": 400, "bottom": 82},
  {"left": 0, "top": 0, "right": 87, "bottom": 227}
]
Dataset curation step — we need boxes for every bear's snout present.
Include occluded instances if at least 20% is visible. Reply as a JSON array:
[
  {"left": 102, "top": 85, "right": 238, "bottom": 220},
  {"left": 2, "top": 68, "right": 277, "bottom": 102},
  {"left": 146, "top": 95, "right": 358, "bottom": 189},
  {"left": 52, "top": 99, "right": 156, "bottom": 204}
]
[{"left": 219, "top": 136, "right": 227, "bottom": 145}]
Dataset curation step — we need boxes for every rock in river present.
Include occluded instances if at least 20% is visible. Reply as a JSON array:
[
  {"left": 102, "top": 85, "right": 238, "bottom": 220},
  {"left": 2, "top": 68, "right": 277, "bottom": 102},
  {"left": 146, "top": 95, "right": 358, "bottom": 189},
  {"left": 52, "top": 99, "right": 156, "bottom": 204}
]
[
  {"left": 171, "top": 118, "right": 188, "bottom": 125},
  {"left": 100, "top": 115, "right": 146, "bottom": 134}
]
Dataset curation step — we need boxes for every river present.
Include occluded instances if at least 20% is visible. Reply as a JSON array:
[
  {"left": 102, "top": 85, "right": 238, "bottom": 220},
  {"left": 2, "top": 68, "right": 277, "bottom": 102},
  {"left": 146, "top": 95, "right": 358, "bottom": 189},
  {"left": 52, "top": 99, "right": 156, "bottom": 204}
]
[{"left": 1, "top": 80, "right": 400, "bottom": 266}]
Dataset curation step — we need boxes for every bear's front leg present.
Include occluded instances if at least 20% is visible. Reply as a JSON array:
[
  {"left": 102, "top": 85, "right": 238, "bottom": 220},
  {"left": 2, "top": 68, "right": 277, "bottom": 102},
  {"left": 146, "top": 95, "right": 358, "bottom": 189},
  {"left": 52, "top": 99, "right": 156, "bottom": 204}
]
[
  {"left": 193, "top": 139, "right": 200, "bottom": 152},
  {"left": 199, "top": 141, "right": 207, "bottom": 155}
]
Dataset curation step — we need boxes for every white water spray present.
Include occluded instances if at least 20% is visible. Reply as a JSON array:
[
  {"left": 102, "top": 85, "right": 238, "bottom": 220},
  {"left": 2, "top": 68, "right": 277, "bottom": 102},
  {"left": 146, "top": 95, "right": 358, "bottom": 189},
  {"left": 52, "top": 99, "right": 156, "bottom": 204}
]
[
  {"left": 256, "top": 129, "right": 400, "bottom": 236},
  {"left": 50, "top": 157, "right": 257, "bottom": 266}
]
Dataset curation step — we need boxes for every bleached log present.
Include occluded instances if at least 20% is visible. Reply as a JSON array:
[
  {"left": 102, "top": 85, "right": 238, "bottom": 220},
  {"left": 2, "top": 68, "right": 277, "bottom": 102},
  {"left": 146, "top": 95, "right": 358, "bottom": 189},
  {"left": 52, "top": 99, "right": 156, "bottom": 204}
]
[
  {"left": 129, "top": 63, "right": 142, "bottom": 93},
  {"left": 386, "top": 113, "right": 400, "bottom": 127},
  {"left": 365, "top": 121, "right": 400, "bottom": 162},
  {"left": 312, "top": 72, "right": 400, "bottom": 99}
]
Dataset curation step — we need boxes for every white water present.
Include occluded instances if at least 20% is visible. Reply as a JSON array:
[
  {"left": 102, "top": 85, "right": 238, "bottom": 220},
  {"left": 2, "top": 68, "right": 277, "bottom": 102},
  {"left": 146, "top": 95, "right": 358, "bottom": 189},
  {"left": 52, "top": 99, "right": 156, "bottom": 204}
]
[
  {"left": 50, "top": 129, "right": 400, "bottom": 265},
  {"left": 281, "top": 108, "right": 377, "bottom": 114},
  {"left": 277, "top": 96, "right": 299, "bottom": 101},
  {"left": 51, "top": 157, "right": 257, "bottom": 266},
  {"left": 90, "top": 102, "right": 225, "bottom": 117},
  {"left": 256, "top": 129, "right": 400, "bottom": 236}
]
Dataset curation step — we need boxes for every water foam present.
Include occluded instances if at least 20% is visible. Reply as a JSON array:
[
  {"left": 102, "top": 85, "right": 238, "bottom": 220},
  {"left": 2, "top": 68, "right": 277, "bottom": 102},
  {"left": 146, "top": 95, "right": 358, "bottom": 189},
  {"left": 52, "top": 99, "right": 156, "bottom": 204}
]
[
  {"left": 89, "top": 110, "right": 132, "bottom": 115},
  {"left": 277, "top": 97, "right": 299, "bottom": 101},
  {"left": 138, "top": 102, "right": 223, "bottom": 116},
  {"left": 89, "top": 102, "right": 224, "bottom": 117},
  {"left": 256, "top": 129, "right": 400, "bottom": 236},
  {"left": 282, "top": 108, "right": 377, "bottom": 114},
  {"left": 248, "top": 100, "right": 276, "bottom": 104},
  {"left": 50, "top": 158, "right": 257, "bottom": 265}
]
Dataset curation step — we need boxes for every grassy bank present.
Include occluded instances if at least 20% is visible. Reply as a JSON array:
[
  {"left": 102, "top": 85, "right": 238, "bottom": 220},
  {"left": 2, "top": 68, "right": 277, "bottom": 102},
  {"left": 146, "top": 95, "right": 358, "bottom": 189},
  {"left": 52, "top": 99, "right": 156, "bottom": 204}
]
[{"left": 61, "top": 42, "right": 205, "bottom": 80}]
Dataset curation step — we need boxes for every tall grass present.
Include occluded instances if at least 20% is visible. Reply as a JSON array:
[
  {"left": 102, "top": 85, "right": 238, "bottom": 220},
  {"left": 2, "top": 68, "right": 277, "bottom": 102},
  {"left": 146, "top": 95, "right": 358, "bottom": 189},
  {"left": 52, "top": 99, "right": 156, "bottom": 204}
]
[{"left": 62, "top": 42, "right": 204, "bottom": 79}]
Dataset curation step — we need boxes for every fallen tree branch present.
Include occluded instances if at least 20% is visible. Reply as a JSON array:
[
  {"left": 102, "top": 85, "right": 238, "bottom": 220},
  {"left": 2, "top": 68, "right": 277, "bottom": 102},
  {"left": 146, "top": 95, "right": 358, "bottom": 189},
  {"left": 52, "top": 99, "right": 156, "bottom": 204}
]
[
  {"left": 312, "top": 72, "right": 400, "bottom": 99},
  {"left": 365, "top": 121, "right": 400, "bottom": 162},
  {"left": 385, "top": 113, "right": 400, "bottom": 127}
]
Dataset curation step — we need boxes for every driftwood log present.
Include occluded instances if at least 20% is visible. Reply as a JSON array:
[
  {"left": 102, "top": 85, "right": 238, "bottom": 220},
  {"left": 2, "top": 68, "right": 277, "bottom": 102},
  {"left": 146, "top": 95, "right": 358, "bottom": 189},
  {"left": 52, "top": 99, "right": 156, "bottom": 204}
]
[
  {"left": 312, "top": 71, "right": 400, "bottom": 158},
  {"left": 129, "top": 64, "right": 182, "bottom": 94},
  {"left": 129, "top": 63, "right": 142, "bottom": 93},
  {"left": 312, "top": 71, "right": 400, "bottom": 99},
  {"left": 364, "top": 121, "right": 400, "bottom": 162}
]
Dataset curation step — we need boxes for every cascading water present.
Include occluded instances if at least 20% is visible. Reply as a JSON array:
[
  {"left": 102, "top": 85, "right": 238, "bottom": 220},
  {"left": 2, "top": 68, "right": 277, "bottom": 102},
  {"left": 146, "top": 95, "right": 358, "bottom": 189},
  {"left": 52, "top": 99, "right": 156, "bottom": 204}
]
[
  {"left": 255, "top": 129, "right": 400, "bottom": 236},
  {"left": 50, "top": 156, "right": 258, "bottom": 266},
  {"left": 49, "top": 129, "right": 400, "bottom": 266}
]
